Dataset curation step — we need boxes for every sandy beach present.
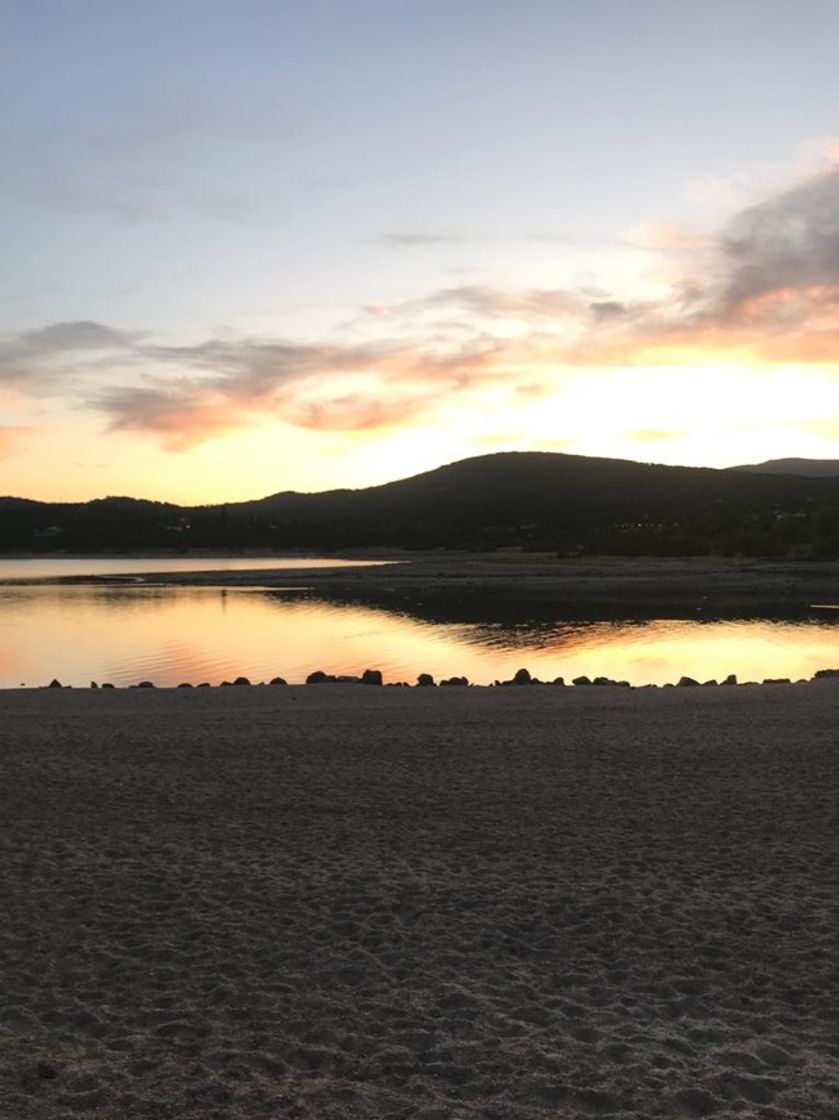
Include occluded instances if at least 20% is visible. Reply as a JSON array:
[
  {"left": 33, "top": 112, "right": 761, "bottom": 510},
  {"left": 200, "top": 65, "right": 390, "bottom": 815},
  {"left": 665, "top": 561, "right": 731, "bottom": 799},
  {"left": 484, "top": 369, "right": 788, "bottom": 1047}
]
[{"left": 1, "top": 684, "right": 838, "bottom": 1118}]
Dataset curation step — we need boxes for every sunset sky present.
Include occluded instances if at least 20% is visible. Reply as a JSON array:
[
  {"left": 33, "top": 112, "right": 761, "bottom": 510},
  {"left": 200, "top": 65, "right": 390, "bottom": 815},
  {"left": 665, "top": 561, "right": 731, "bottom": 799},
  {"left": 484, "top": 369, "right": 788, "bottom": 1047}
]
[{"left": 3, "top": 0, "right": 839, "bottom": 503}]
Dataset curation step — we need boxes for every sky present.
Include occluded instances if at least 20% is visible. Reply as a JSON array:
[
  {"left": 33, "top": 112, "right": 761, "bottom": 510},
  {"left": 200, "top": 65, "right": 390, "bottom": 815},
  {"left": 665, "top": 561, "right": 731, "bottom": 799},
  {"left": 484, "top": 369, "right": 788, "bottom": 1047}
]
[{"left": 2, "top": 0, "right": 839, "bottom": 503}]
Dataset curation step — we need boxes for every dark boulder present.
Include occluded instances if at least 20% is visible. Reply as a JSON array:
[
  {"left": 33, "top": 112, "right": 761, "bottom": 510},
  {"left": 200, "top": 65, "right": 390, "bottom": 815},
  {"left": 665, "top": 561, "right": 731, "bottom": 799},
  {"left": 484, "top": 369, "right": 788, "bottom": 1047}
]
[
  {"left": 416, "top": 673, "right": 435, "bottom": 687},
  {"left": 306, "top": 670, "right": 337, "bottom": 684},
  {"left": 233, "top": 676, "right": 251, "bottom": 686},
  {"left": 814, "top": 667, "right": 839, "bottom": 679},
  {"left": 701, "top": 679, "right": 718, "bottom": 687},
  {"left": 441, "top": 676, "right": 468, "bottom": 686},
  {"left": 721, "top": 674, "right": 738, "bottom": 686},
  {"left": 551, "top": 677, "right": 565, "bottom": 686},
  {"left": 677, "top": 676, "right": 699, "bottom": 687},
  {"left": 269, "top": 676, "right": 287, "bottom": 686},
  {"left": 512, "top": 668, "right": 531, "bottom": 685},
  {"left": 361, "top": 668, "right": 383, "bottom": 685},
  {"left": 48, "top": 679, "right": 62, "bottom": 689},
  {"left": 763, "top": 677, "right": 790, "bottom": 685},
  {"left": 90, "top": 681, "right": 98, "bottom": 689},
  {"left": 572, "top": 676, "right": 592, "bottom": 687},
  {"left": 177, "top": 682, "right": 193, "bottom": 689},
  {"left": 101, "top": 682, "right": 115, "bottom": 689},
  {"left": 137, "top": 681, "right": 155, "bottom": 689}
]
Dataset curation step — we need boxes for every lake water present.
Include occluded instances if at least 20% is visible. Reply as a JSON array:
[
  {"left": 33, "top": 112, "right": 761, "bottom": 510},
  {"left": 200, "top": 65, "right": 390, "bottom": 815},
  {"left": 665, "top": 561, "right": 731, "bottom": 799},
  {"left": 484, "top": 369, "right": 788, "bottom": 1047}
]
[
  {"left": 0, "top": 556, "right": 392, "bottom": 581},
  {"left": 2, "top": 577, "right": 838, "bottom": 688}
]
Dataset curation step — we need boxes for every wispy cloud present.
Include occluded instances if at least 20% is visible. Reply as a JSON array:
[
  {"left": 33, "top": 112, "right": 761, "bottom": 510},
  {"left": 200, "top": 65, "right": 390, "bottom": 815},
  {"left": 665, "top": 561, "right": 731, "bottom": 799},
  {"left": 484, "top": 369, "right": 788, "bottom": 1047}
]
[
  {"left": 0, "top": 321, "right": 135, "bottom": 386},
  {"left": 89, "top": 337, "right": 502, "bottom": 448},
  {"left": 2, "top": 96, "right": 296, "bottom": 225},
  {"left": 5, "top": 154, "right": 839, "bottom": 450},
  {"left": 384, "top": 284, "right": 592, "bottom": 321},
  {"left": 623, "top": 222, "right": 715, "bottom": 252},
  {"left": 372, "top": 231, "right": 466, "bottom": 248}
]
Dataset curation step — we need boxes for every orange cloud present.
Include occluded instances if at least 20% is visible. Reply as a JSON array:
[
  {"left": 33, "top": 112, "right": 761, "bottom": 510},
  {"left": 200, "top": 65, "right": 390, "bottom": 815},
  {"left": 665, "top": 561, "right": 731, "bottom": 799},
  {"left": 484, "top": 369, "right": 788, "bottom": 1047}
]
[
  {"left": 105, "top": 391, "right": 262, "bottom": 450},
  {"left": 623, "top": 222, "right": 715, "bottom": 251}
]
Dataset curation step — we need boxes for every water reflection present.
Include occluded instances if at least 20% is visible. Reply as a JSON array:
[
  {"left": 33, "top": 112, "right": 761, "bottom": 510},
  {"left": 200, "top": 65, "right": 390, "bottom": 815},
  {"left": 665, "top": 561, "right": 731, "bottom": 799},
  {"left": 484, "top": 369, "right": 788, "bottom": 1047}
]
[
  {"left": 0, "top": 556, "right": 393, "bottom": 582},
  {"left": 1, "top": 584, "right": 838, "bottom": 688}
]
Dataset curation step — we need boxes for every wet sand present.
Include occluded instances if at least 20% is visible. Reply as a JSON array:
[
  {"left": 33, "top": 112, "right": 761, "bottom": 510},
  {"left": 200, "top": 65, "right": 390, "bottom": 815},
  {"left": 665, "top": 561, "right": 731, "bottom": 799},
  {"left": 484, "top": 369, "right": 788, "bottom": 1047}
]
[{"left": 1, "top": 684, "right": 838, "bottom": 1118}]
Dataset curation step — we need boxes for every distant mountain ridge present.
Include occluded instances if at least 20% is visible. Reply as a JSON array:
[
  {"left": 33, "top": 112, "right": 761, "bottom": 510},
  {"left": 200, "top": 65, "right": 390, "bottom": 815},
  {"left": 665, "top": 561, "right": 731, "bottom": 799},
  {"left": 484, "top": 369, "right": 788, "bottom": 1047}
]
[
  {"left": 3, "top": 450, "right": 839, "bottom": 558},
  {"left": 730, "top": 458, "right": 839, "bottom": 478}
]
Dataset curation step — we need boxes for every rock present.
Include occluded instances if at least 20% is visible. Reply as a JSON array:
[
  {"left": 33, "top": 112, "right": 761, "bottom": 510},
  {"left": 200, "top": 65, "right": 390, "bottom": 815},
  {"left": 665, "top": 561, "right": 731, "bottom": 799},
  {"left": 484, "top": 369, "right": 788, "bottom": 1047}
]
[
  {"left": 197, "top": 682, "right": 210, "bottom": 688},
  {"left": 177, "top": 682, "right": 193, "bottom": 688},
  {"left": 220, "top": 680, "right": 232, "bottom": 687},
  {"left": 593, "top": 676, "right": 616, "bottom": 686},
  {"left": 233, "top": 676, "right": 251, "bottom": 686},
  {"left": 701, "top": 679, "right": 718, "bottom": 687},
  {"left": 361, "top": 668, "right": 383, "bottom": 685},
  {"left": 512, "top": 667, "right": 531, "bottom": 685},
  {"left": 572, "top": 675, "right": 591, "bottom": 686},
  {"left": 101, "top": 682, "right": 114, "bottom": 689},
  {"left": 441, "top": 676, "right": 468, "bottom": 686},
  {"left": 306, "top": 670, "right": 335, "bottom": 684},
  {"left": 416, "top": 673, "right": 435, "bottom": 687},
  {"left": 617, "top": 680, "right": 631, "bottom": 687},
  {"left": 677, "top": 676, "right": 699, "bottom": 687},
  {"left": 137, "top": 681, "right": 155, "bottom": 689},
  {"left": 48, "top": 679, "right": 62, "bottom": 689},
  {"left": 763, "top": 677, "right": 790, "bottom": 685},
  {"left": 90, "top": 681, "right": 98, "bottom": 689},
  {"left": 269, "top": 676, "right": 287, "bottom": 686},
  {"left": 814, "top": 667, "right": 839, "bottom": 679},
  {"left": 721, "top": 674, "right": 738, "bottom": 686},
  {"left": 551, "top": 676, "right": 565, "bottom": 686}
]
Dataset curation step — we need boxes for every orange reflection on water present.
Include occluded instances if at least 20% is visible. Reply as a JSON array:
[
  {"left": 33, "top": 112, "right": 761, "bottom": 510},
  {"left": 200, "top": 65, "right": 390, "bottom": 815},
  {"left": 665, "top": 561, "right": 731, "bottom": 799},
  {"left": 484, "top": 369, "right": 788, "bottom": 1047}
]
[{"left": 1, "top": 586, "right": 838, "bottom": 688}]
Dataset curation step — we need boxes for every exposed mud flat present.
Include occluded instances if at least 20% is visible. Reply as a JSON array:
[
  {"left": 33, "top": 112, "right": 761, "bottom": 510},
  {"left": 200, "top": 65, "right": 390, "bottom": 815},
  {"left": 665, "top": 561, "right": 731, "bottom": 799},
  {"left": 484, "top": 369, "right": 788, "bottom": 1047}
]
[
  {"left": 1, "top": 684, "right": 838, "bottom": 1118},
  {"left": 130, "top": 553, "right": 839, "bottom": 618}
]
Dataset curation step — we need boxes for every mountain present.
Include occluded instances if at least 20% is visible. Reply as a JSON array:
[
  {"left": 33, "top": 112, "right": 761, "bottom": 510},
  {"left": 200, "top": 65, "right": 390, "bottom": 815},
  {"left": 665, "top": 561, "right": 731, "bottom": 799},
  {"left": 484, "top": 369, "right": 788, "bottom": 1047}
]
[
  {"left": 3, "top": 450, "right": 839, "bottom": 558},
  {"left": 731, "top": 458, "right": 839, "bottom": 478}
]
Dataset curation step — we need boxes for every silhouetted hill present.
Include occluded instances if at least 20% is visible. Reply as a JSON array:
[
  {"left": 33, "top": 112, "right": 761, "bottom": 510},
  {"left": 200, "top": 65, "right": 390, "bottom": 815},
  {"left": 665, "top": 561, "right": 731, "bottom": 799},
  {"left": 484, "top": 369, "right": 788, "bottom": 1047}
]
[
  {"left": 3, "top": 451, "right": 839, "bottom": 557},
  {"left": 730, "top": 458, "right": 839, "bottom": 478}
]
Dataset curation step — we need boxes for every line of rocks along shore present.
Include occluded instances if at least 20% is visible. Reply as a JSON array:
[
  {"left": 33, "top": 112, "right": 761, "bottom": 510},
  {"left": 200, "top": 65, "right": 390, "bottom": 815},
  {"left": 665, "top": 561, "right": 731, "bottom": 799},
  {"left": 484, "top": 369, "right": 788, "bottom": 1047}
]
[{"left": 41, "top": 666, "right": 839, "bottom": 690}]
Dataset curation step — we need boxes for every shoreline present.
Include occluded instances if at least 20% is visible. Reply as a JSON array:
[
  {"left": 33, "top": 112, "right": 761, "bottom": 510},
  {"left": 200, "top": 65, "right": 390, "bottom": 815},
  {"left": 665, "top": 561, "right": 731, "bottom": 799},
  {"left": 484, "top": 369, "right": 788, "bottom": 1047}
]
[
  {"left": 13, "top": 662, "right": 839, "bottom": 693},
  {"left": 4, "top": 552, "right": 839, "bottom": 616}
]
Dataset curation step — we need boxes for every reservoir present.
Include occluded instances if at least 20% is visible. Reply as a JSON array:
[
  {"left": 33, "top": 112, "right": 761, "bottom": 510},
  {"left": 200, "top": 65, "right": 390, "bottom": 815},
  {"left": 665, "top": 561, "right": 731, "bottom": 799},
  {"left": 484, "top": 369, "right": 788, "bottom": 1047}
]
[{"left": 1, "top": 558, "right": 837, "bottom": 687}]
